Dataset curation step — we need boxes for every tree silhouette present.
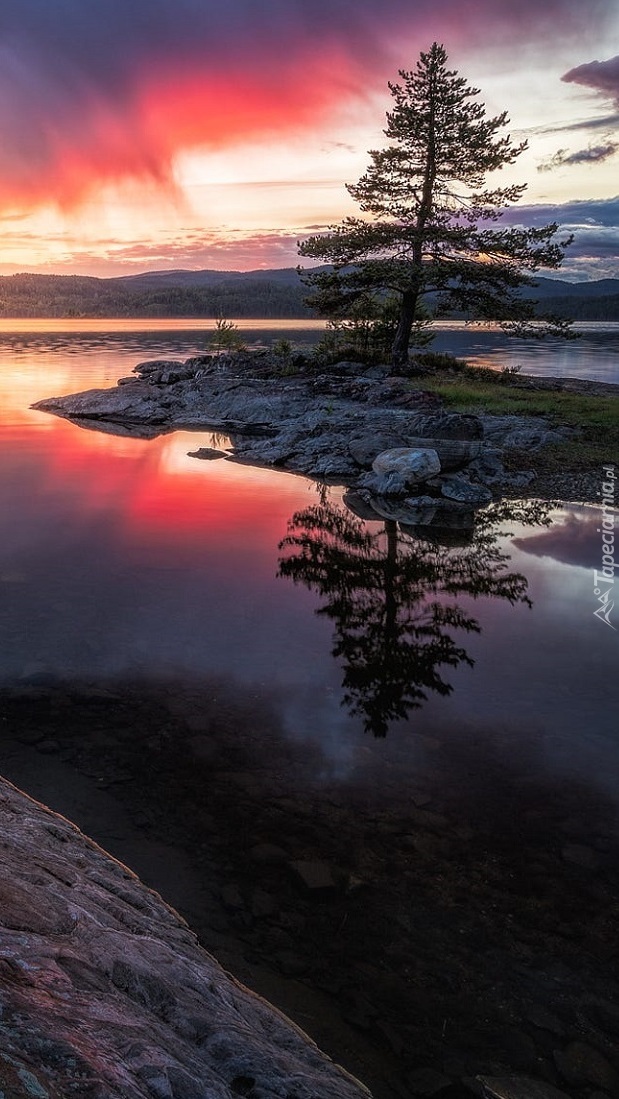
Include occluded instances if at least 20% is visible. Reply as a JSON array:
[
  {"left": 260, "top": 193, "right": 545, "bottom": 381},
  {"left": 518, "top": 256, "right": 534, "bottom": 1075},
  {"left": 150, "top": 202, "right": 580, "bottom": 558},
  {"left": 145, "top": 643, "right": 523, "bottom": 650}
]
[
  {"left": 299, "top": 43, "right": 572, "bottom": 368},
  {"left": 278, "top": 499, "right": 549, "bottom": 736}
]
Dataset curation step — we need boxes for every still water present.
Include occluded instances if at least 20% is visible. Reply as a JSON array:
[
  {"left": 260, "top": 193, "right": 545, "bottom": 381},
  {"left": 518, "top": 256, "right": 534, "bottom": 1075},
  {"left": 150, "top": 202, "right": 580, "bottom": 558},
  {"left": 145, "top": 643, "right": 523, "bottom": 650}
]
[
  {"left": 1, "top": 320, "right": 619, "bottom": 1093},
  {"left": 1, "top": 320, "right": 617, "bottom": 760}
]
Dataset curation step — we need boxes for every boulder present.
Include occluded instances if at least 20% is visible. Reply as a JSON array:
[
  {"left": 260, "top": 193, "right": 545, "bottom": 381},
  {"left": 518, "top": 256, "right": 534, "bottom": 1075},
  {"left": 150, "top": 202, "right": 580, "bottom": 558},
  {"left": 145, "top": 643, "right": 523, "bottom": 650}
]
[
  {"left": 502, "top": 426, "right": 564, "bottom": 450},
  {"left": 553, "top": 1041, "right": 619, "bottom": 1090},
  {"left": 133, "top": 359, "right": 186, "bottom": 376},
  {"left": 478, "top": 1076, "right": 572, "bottom": 1099},
  {"left": 350, "top": 435, "right": 481, "bottom": 471},
  {"left": 467, "top": 450, "right": 505, "bottom": 485},
  {"left": 358, "top": 470, "right": 409, "bottom": 496},
  {"left": 404, "top": 437, "right": 483, "bottom": 471},
  {"left": 372, "top": 447, "right": 441, "bottom": 485},
  {"left": 348, "top": 433, "right": 406, "bottom": 468},
  {"left": 0, "top": 778, "right": 372, "bottom": 1099},
  {"left": 408, "top": 412, "right": 483, "bottom": 440}
]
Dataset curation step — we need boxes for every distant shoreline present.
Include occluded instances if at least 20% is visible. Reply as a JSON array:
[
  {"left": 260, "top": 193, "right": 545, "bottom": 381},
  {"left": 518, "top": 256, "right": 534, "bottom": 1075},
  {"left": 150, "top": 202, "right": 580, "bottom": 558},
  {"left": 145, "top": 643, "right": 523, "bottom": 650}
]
[{"left": 2, "top": 267, "right": 619, "bottom": 321}]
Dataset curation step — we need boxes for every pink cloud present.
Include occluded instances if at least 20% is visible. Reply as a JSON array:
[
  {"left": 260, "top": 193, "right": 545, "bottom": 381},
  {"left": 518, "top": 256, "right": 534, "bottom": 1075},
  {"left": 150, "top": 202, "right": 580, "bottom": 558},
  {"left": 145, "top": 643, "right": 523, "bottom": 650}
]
[{"left": 0, "top": 1, "right": 614, "bottom": 213}]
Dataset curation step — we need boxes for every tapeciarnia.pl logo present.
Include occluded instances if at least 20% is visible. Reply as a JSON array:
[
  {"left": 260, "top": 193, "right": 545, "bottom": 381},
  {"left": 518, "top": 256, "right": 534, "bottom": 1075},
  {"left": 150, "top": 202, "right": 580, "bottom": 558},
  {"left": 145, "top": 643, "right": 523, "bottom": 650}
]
[{"left": 593, "top": 464, "right": 616, "bottom": 630}]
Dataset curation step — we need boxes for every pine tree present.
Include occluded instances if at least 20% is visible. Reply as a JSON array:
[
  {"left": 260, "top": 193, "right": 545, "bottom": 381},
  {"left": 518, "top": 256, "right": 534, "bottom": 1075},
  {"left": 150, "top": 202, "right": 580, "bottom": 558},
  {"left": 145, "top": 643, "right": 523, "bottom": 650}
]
[{"left": 298, "top": 43, "right": 573, "bottom": 369}]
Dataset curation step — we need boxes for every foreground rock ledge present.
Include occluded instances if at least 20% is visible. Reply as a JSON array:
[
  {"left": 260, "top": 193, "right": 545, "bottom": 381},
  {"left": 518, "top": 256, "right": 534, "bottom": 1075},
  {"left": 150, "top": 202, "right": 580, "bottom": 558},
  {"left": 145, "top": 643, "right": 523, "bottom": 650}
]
[{"left": 0, "top": 776, "right": 371, "bottom": 1099}]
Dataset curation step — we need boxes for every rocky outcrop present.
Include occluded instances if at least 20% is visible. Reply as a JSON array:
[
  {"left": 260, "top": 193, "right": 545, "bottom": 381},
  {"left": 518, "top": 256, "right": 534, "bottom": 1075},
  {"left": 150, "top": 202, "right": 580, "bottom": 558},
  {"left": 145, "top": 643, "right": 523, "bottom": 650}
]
[
  {"left": 0, "top": 776, "right": 371, "bottom": 1099},
  {"left": 32, "top": 354, "right": 575, "bottom": 509}
]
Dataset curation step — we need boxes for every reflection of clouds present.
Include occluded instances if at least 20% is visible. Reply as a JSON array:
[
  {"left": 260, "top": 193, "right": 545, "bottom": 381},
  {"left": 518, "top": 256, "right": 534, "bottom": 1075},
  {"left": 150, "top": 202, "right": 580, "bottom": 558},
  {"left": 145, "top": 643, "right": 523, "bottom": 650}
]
[{"left": 513, "top": 507, "right": 600, "bottom": 569}]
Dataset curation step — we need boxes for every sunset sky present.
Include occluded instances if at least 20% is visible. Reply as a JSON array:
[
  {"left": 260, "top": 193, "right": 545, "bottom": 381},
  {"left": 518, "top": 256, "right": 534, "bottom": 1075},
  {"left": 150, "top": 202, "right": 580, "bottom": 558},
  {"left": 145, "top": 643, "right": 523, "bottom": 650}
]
[{"left": 1, "top": 0, "right": 618, "bottom": 280}]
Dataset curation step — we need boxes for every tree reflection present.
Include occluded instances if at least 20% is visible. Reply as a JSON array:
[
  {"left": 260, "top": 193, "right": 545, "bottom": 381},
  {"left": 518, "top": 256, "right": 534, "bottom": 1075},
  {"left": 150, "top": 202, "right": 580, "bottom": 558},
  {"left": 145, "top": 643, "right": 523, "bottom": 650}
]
[{"left": 278, "top": 498, "right": 550, "bottom": 737}]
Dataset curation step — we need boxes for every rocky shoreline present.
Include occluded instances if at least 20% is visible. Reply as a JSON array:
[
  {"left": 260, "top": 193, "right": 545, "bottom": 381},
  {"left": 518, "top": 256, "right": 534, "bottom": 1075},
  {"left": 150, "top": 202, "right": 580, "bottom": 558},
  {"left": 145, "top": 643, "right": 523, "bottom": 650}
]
[
  {"left": 32, "top": 350, "right": 601, "bottom": 521},
  {"left": 0, "top": 773, "right": 371, "bottom": 1099}
]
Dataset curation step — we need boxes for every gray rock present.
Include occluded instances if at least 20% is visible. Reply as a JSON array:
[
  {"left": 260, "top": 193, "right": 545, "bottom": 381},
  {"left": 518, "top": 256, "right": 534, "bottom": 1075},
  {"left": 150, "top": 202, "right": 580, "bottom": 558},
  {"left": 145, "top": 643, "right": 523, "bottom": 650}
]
[
  {"left": 351, "top": 434, "right": 481, "bottom": 471},
  {"left": 342, "top": 492, "right": 386, "bottom": 521},
  {"left": 0, "top": 778, "right": 371, "bottom": 1099},
  {"left": 440, "top": 475, "right": 493, "bottom": 507},
  {"left": 348, "top": 433, "right": 406, "bottom": 468},
  {"left": 358, "top": 470, "right": 409, "bottom": 496},
  {"left": 478, "top": 1076, "right": 572, "bottom": 1099},
  {"left": 554, "top": 1042, "right": 618, "bottom": 1090},
  {"left": 133, "top": 359, "right": 186, "bottom": 376},
  {"left": 329, "top": 360, "right": 367, "bottom": 376},
  {"left": 477, "top": 414, "right": 570, "bottom": 451},
  {"left": 525, "top": 1005, "right": 566, "bottom": 1037},
  {"left": 467, "top": 451, "right": 505, "bottom": 484},
  {"left": 372, "top": 447, "right": 441, "bottom": 484},
  {"left": 289, "top": 860, "right": 338, "bottom": 892},
  {"left": 408, "top": 412, "right": 483, "bottom": 440},
  {"left": 406, "top": 437, "right": 483, "bottom": 470},
  {"left": 313, "top": 455, "right": 359, "bottom": 478},
  {"left": 497, "top": 471, "right": 536, "bottom": 489},
  {"left": 502, "top": 427, "right": 561, "bottom": 450}
]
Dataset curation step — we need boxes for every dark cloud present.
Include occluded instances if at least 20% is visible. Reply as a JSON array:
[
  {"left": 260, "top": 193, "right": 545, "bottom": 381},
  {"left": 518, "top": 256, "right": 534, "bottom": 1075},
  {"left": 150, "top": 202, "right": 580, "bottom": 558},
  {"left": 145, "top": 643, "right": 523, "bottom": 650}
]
[
  {"left": 563, "top": 54, "right": 619, "bottom": 103},
  {"left": 499, "top": 197, "right": 619, "bottom": 279},
  {"left": 502, "top": 195, "right": 619, "bottom": 227},
  {"left": 543, "top": 112, "right": 619, "bottom": 134},
  {"left": 0, "top": 0, "right": 614, "bottom": 210},
  {"left": 538, "top": 142, "right": 619, "bottom": 171}
]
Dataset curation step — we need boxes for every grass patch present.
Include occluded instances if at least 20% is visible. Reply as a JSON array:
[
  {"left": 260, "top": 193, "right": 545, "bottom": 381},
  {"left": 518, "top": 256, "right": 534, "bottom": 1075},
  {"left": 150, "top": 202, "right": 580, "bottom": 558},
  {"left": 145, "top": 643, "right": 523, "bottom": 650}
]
[
  {"left": 417, "top": 373, "right": 619, "bottom": 472},
  {"left": 420, "top": 374, "right": 619, "bottom": 426}
]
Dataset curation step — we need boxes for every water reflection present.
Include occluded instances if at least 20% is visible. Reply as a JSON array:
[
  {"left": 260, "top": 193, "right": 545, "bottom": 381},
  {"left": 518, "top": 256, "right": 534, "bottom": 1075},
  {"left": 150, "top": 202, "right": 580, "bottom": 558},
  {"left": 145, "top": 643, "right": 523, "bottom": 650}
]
[{"left": 278, "top": 497, "right": 551, "bottom": 737}]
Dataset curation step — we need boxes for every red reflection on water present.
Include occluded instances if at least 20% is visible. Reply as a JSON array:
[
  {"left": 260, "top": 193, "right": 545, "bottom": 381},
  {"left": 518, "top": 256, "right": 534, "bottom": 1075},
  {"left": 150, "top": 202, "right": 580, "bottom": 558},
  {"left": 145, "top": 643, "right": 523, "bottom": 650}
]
[{"left": 14, "top": 416, "right": 321, "bottom": 559}]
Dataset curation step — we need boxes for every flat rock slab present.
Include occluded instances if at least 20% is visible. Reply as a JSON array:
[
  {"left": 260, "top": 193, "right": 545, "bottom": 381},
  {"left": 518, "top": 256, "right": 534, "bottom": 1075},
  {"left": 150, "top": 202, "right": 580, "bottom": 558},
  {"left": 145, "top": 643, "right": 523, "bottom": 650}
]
[
  {"left": 0, "top": 776, "right": 371, "bottom": 1099},
  {"left": 289, "top": 859, "right": 338, "bottom": 891},
  {"left": 478, "top": 1076, "right": 572, "bottom": 1099},
  {"left": 187, "top": 447, "right": 227, "bottom": 460}
]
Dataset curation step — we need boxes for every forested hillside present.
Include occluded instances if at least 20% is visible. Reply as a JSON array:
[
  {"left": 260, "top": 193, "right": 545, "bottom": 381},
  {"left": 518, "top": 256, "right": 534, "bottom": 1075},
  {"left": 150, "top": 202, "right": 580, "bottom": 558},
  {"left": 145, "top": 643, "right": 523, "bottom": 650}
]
[
  {"left": 0, "top": 269, "right": 617, "bottom": 320},
  {"left": 0, "top": 270, "right": 312, "bottom": 318}
]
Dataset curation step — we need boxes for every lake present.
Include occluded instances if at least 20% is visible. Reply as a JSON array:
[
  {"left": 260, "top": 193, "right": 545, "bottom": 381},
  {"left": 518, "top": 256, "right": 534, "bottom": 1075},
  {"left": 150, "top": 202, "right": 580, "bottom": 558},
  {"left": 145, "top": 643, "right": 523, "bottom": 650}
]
[{"left": 1, "top": 320, "right": 619, "bottom": 1096}]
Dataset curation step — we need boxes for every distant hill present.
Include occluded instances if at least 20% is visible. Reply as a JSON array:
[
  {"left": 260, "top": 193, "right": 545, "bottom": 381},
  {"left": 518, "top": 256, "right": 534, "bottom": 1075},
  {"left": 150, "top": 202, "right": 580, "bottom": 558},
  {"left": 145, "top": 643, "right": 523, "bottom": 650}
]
[
  {"left": 0, "top": 268, "right": 618, "bottom": 320},
  {"left": 0, "top": 269, "right": 312, "bottom": 318},
  {"left": 519, "top": 277, "right": 619, "bottom": 321}
]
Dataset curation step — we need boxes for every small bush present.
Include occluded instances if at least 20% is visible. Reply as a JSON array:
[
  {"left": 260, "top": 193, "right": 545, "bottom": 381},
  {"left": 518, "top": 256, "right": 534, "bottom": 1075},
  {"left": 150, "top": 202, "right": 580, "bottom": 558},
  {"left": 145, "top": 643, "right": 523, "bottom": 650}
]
[
  {"left": 209, "top": 317, "right": 246, "bottom": 354},
  {"left": 407, "top": 350, "right": 470, "bottom": 374}
]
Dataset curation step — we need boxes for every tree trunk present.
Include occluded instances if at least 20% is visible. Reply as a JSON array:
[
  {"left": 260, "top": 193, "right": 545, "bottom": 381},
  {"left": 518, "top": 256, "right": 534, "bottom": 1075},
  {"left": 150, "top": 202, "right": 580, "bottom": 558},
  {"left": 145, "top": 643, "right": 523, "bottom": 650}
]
[{"left": 390, "top": 289, "right": 418, "bottom": 372}]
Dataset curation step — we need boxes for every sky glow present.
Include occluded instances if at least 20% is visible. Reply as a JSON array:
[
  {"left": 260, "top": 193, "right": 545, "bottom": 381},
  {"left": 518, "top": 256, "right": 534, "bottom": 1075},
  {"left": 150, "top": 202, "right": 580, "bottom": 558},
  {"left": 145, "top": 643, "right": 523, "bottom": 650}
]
[{"left": 0, "top": 0, "right": 618, "bottom": 279}]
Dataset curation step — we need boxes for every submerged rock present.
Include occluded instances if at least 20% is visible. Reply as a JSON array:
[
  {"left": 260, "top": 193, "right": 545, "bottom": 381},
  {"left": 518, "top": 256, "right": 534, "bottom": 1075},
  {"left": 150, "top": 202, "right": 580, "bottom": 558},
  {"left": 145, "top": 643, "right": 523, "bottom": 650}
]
[
  {"left": 187, "top": 447, "right": 227, "bottom": 460},
  {"left": 0, "top": 776, "right": 371, "bottom": 1099},
  {"left": 439, "top": 474, "right": 493, "bottom": 506},
  {"left": 478, "top": 1076, "right": 572, "bottom": 1099}
]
